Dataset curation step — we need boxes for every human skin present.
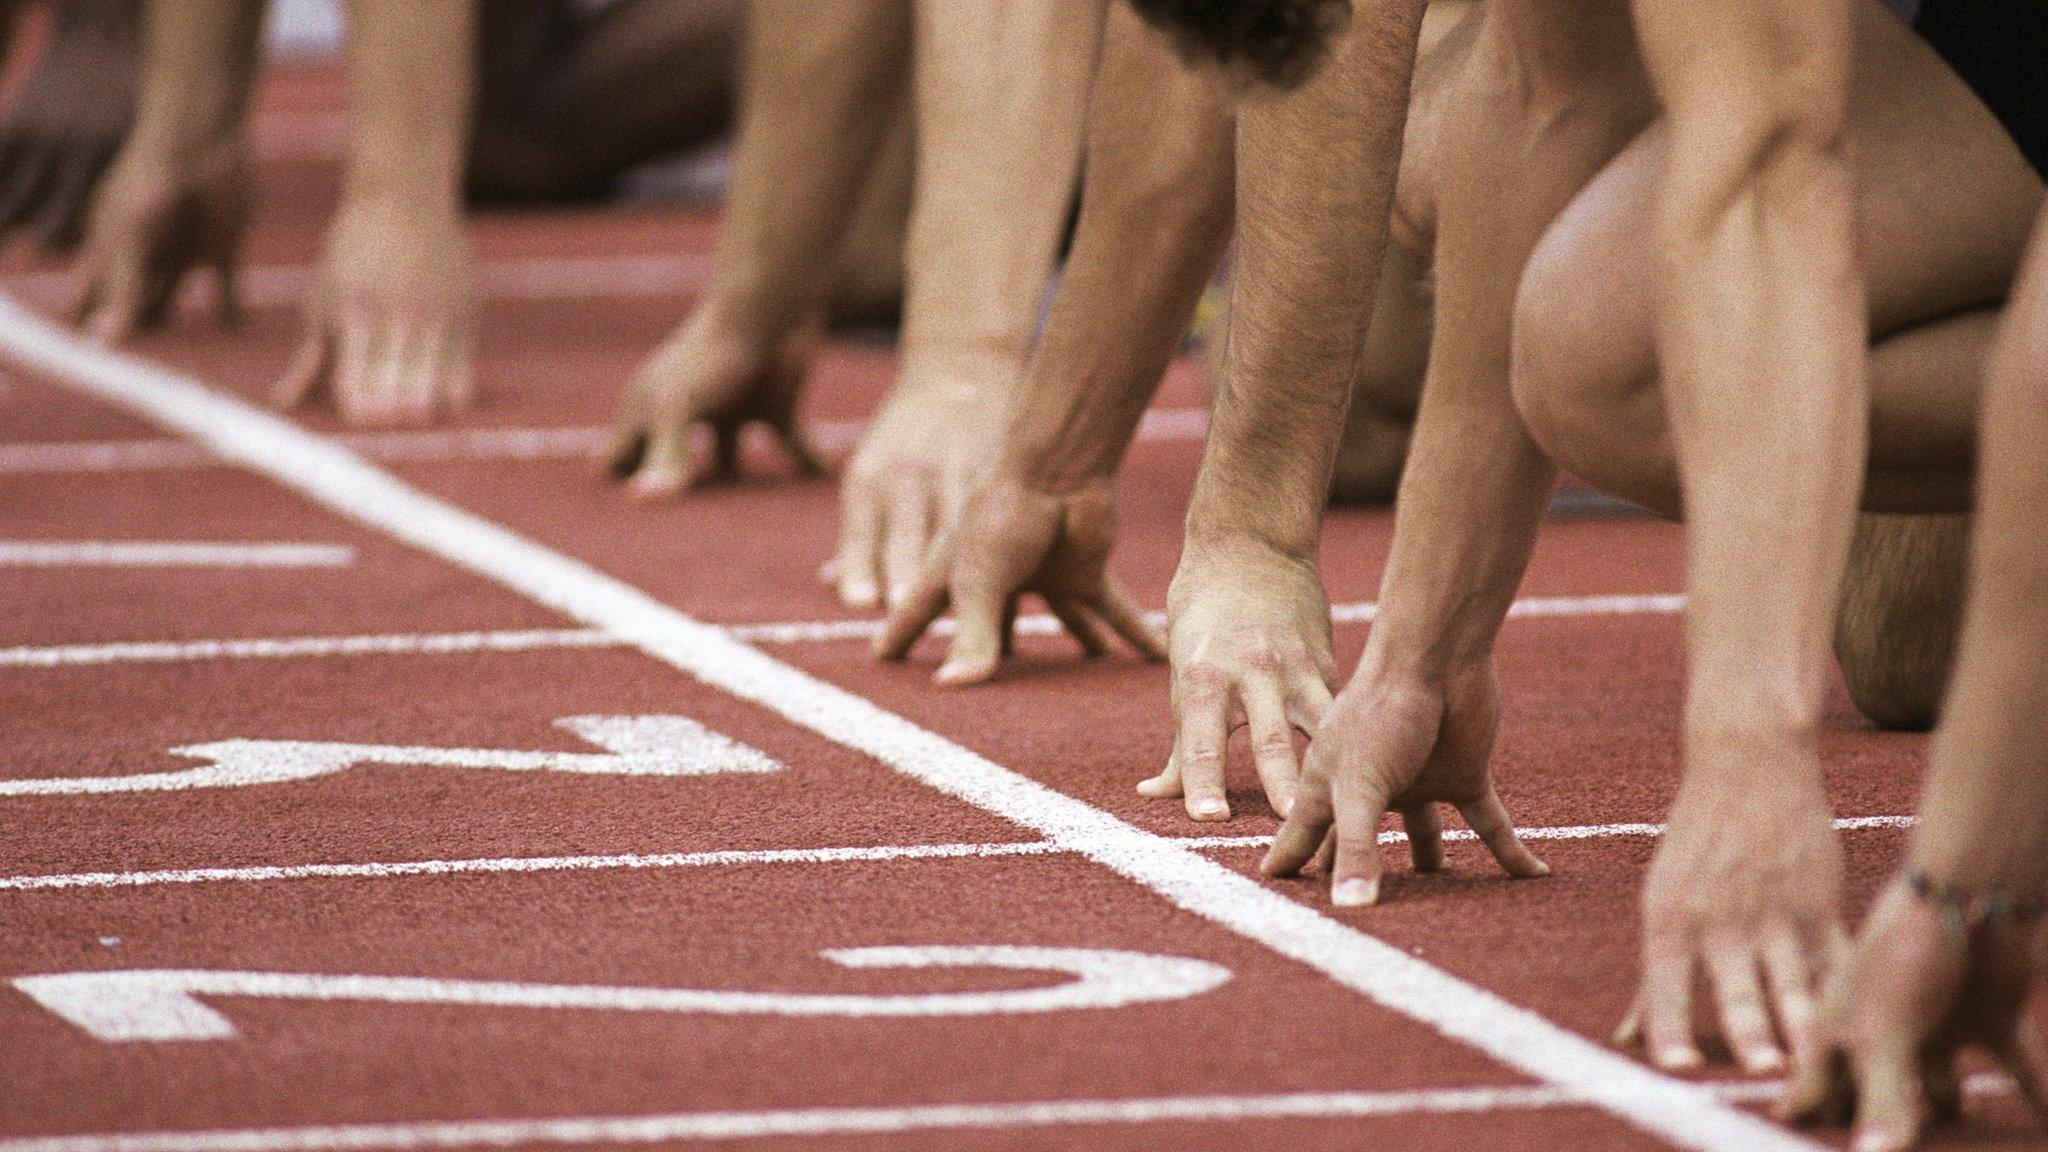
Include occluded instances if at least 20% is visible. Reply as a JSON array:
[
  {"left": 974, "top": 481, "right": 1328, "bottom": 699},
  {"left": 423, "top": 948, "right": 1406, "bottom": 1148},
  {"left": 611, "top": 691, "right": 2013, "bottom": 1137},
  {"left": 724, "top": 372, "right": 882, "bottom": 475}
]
[
  {"left": 274, "top": 0, "right": 478, "bottom": 428},
  {"left": 828, "top": 0, "right": 1106, "bottom": 610},
  {"left": 71, "top": 0, "right": 261, "bottom": 339},
  {"left": 874, "top": 2, "right": 1234, "bottom": 685},
  {"left": 1255, "top": 0, "right": 2040, "bottom": 1075},
  {"left": 1783, "top": 208, "right": 2048, "bottom": 1152},
  {"left": 1156, "top": 0, "right": 1445, "bottom": 827},
  {"left": 72, "top": 0, "right": 477, "bottom": 428},
  {"left": 607, "top": 0, "right": 1103, "bottom": 614},
  {"left": 0, "top": 0, "right": 139, "bottom": 250}
]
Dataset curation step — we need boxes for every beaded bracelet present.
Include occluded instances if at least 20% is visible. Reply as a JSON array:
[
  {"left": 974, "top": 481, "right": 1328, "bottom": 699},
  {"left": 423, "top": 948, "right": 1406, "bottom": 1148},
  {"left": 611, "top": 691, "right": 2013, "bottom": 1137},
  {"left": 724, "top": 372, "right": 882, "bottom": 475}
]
[{"left": 1906, "top": 866, "right": 2048, "bottom": 941}]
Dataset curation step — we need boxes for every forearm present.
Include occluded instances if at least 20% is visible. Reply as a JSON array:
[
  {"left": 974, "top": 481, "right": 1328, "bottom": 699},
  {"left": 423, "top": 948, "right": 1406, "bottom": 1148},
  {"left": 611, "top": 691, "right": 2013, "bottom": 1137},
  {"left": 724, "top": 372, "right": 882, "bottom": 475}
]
[
  {"left": 1185, "top": 0, "right": 1425, "bottom": 560},
  {"left": 125, "top": 0, "right": 264, "bottom": 160},
  {"left": 896, "top": 0, "right": 1107, "bottom": 389},
  {"left": 1640, "top": 2, "right": 1865, "bottom": 749},
  {"left": 709, "top": 0, "right": 910, "bottom": 340},
  {"left": 1912, "top": 209, "right": 2048, "bottom": 894},
  {"left": 340, "top": 0, "right": 475, "bottom": 217},
  {"left": 1003, "top": 5, "right": 1235, "bottom": 490}
]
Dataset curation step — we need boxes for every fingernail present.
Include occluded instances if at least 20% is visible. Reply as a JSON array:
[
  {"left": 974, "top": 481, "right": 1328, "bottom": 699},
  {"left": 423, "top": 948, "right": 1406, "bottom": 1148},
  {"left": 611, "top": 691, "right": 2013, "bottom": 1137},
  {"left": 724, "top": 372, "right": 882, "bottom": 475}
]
[
  {"left": 1853, "top": 1128, "right": 1902, "bottom": 1152},
  {"left": 1331, "top": 878, "right": 1378, "bottom": 907},
  {"left": 1653, "top": 1045, "right": 1703, "bottom": 1072},
  {"left": 888, "top": 583, "right": 911, "bottom": 607},
  {"left": 843, "top": 580, "right": 878, "bottom": 607},
  {"left": 1743, "top": 1048, "right": 1786, "bottom": 1074},
  {"left": 1193, "top": 798, "right": 1227, "bottom": 819}
]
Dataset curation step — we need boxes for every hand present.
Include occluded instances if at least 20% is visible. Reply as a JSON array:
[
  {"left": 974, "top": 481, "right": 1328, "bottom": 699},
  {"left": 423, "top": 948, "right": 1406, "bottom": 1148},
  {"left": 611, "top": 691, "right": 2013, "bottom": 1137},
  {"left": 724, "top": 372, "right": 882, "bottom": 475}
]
[
  {"left": 1781, "top": 877, "right": 2047, "bottom": 1152},
  {"left": 1139, "top": 539, "right": 1338, "bottom": 821},
  {"left": 823, "top": 379, "right": 1009, "bottom": 610},
  {"left": 70, "top": 140, "right": 247, "bottom": 340},
  {"left": 605, "top": 311, "right": 824, "bottom": 498},
  {"left": 1616, "top": 744, "right": 1847, "bottom": 1074},
  {"left": 874, "top": 472, "right": 1165, "bottom": 684},
  {"left": 273, "top": 200, "right": 476, "bottom": 427},
  {"left": 1261, "top": 659, "right": 1549, "bottom": 904},
  {"left": 0, "top": 0, "right": 138, "bottom": 249}
]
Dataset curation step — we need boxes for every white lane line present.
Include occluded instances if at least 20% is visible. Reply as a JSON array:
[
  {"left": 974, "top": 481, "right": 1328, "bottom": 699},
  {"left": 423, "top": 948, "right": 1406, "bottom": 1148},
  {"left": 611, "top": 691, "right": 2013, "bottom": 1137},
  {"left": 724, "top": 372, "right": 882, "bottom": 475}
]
[
  {"left": 0, "top": 541, "right": 354, "bottom": 568},
  {"left": 0, "top": 1086, "right": 1603, "bottom": 1152},
  {"left": 1175, "top": 814, "right": 1920, "bottom": 851},
  {"left": 0, "top": 409, "right": 1214, "bottom": 477},
  {"left": 0, "top": 297, "right": 1811, "bottom": 1152},
  {"left": 0, "top": 629, "right": 613, "bottom": 668},
  {"left": 0, "top": 816, "right": 1915, "bottom": 893},
  {"left": 0, "top": 254, "right": 717, "bottom": 316},
  {"left": 0, "top": 842, "right": 1066, "bottom": 892},
  {"left": 0, "top": 1076, "right": 2014, "bottom": 1152},
  {"left": 0, "top": 591, "right": 1684, "bottom": 668}
]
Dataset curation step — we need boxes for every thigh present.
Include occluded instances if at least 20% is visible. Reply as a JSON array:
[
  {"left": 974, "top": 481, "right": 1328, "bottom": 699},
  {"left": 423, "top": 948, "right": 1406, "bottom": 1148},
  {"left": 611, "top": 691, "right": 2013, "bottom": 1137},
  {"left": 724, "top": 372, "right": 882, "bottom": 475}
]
[{"left": 1522, "top": 0, "right": 2042, "bottom": 477}]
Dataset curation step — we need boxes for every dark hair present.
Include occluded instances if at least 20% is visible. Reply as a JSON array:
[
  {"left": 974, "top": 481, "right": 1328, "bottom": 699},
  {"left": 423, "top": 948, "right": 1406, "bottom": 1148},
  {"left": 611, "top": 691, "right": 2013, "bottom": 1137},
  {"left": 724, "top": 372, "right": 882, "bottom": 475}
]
[{"left": 1123, "top": 0, "right": 1351, "bottom": 90}]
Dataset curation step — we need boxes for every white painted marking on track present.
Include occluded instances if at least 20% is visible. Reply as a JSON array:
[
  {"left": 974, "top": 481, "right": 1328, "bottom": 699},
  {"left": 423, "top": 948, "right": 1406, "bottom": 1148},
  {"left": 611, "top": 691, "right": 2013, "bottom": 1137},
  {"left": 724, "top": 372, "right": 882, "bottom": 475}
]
[
  {"left": 0, "top": 254, "right": 718, "bottom": 316},
  {"left": 0, "top": 591, "right": 1684, "bottom": 668},
  {"left": 0, "top": 841, "right": 1066, "bottom": 892},
  {"left": 15, "top": 947, "right": 1231, "bottom": 1041},
  {"left": 0, "top": 815, "right": 1916, "bottom": 892},
  {"left": 0, "top": 715, "right": 777, "bottom": 796},
  {"left": 0, "top": 541, "right": 354, "bottom": 568},
  {"left": 0, "top": 629, "right": 615, "bottom": 668},
  {"left": 0, "top": 410, "right": 1209, "bottom": 477},
  {"left": 0, "top": 1076, "right": 2017, "bottom": 1152},
  {"left": 0, "top": 296, "right": 1816, "bottom": 1152}
]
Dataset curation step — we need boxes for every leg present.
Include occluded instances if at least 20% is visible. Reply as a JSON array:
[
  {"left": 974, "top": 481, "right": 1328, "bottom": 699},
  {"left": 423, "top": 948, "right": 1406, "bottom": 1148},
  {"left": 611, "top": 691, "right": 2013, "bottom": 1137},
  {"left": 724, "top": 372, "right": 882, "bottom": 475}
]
[
  {"left": 469, "top": 0, "right": 742, "bottom": 202},
  {"left": 1511, "top": 0, "right": 2042, "bottom": 726}
]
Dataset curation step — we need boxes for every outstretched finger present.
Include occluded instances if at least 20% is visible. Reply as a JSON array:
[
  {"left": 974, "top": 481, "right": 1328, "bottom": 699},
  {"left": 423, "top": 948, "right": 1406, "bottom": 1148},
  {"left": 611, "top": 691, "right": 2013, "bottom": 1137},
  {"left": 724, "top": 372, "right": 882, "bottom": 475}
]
[
  {"left": 1760, "top": 927, "right": 1818, "bottom": 1061},
  {"left": 1780, "top": 1030, "right": 1851, "bottom": 1126},
  {"left": 1401, "top": 804, "right": 1444, "bottom": 873},
  {"left": 1045, "top": 596, "right": 1116, "bottom": 659},
  {"left": 272, "top": 327, "right": 331, "bottom": 411},
  {"left": 1639, "top": 944, "right": 1703, "bottom": 1071},
  {"left": 627, "top": 420, "right": 697, "bottom": 499},
  {"left": 1326, "top": 758, "right": 1390, "bottom": 907},
  {"left": 934, "top": 578, "right": 1012, "bottom": 687},
  {"left": 1239, "top": 678, "right": 1300, "bottom": 818},
  {"left": 1262, "top": 762, "right": 1333, "bottom": 877},
  {"left": 873, "top": 563, "right": 950, "bottom": 662},
  {"left": 881, "top": 475, "right": 934, "bottom": 609},
  {"left": 1455, "top": 787, "right": 1549, "bottom": 879},
  {"left": 1848, "top": 1031, "right": 1926, "bottom": 1152},
  {"left": 834, "top": 474, "right": 885, "bottom": 608},
  {"left": 1135, "top": 751, "right": 1182, "bottom": 800},
  {"left": 1088, "top": 580, "right": 1167, "bottom": 661},
  {"left": 1705, "top": 944, "right": 1786, "bottom": 1073},
  {"left": 1172, "top": 680, "right": 1233, "bottom": 821}
]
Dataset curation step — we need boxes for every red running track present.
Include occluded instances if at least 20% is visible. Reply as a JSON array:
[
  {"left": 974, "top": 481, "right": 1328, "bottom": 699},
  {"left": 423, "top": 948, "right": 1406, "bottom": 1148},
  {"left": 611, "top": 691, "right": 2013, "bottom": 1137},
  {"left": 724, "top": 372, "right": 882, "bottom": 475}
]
[{"left": 1, "top": 62, "right": 2041, "bottom": 1152}]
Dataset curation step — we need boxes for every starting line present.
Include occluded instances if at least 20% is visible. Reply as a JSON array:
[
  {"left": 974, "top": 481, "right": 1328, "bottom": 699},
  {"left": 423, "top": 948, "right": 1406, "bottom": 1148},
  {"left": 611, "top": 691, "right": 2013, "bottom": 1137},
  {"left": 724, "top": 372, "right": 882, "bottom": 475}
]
[
  {"left": 0, "top": 817, "right": 1915, "bottom": 893},
  {"left": 0, "top": 593, "right": 1687, "bottom": 669},
  {"left": 0, "top": 1076, "right": 2014, "bottom": 1152}
]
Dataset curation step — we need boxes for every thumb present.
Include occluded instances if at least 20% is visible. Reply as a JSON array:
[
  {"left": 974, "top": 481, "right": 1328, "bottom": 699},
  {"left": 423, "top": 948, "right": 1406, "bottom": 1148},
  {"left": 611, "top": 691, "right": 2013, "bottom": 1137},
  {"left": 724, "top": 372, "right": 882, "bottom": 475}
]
[{"left": 1849, "top": 1031, "right": 1925, "bottom": 1152}]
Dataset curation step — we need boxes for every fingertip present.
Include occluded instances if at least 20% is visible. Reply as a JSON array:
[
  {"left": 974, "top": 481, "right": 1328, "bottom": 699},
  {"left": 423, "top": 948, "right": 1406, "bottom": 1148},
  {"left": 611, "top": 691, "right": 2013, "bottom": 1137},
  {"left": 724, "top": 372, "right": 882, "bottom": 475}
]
[
  {"left": 1188, "top": 796, "right": 1230, "bottom": 822},
  {"left": 1651, "top": 1043, "right": 1705, "bottom": 1072},
  {"left": 1135, "top": 774, "right": 1179, "bottom": 798},
  {"left": 1331, "top": 876, "right": 1379, "bottom": 908},
  {"left": 934, "top": 656, "right": 997, "bottom": 687},
  {"left": 839, "top": 578, "right": 881, "bottom": 610},
  {"left": 627, "top": 468, "right": 686, "bottom": 501}
]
